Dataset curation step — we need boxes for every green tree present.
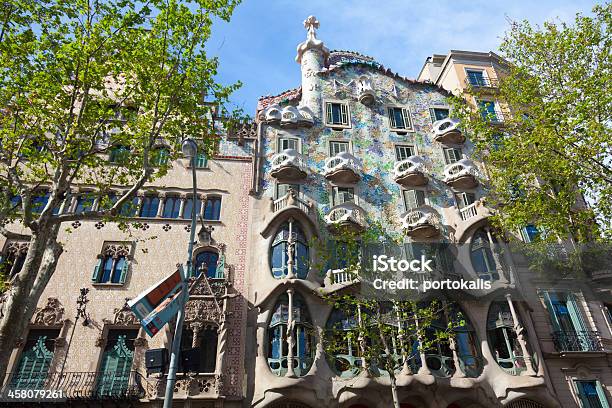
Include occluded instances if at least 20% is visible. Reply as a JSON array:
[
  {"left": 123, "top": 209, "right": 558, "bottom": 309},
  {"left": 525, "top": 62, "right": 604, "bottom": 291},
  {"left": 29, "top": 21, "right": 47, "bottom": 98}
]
[
  {"left": 451, "top": 3, "right": 612, "bottom": 241},
  {"left": 0, "top": 0, "right": 241, "bottom": 378},
  {"left": 317, "top": 225, "right": 466, "bottom": 408}
]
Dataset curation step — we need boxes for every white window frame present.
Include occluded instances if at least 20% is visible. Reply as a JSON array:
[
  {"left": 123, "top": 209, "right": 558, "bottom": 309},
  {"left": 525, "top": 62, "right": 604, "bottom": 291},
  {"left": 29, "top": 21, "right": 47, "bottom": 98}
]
[
  {"left": 324, "top": 100, "right": 351, "bottom": 128},
  {"left": 277, "top": 136, "right": 300, "bottom": 153},
  {"left": 464, "top": 67, "right": 489, "bottom": 86},
  {"left": 328, "top": 140, "right": 351, "bottom": 157},
  {"left": 331, "top": 185, "right": 357, "bottom": 207},
  {"left": 403, "top": 188, "right": 426, "bottom": 211},
  {"left": 429, "top": 106, "right": 450, "bottom": 123},
  {"left": 394, "top": 144, "right": 416, "bottom": 161},
  {"left": 475, "top": 98, "right": 504, "bottom": 122},
  {"left": 386, "top": 105, "right": 414, "bottom": 132},
  {"left": 443, "top": 147, "right": 463, "bottom": 165},
  {"left": 455, "top": 191, "right": 476, "bottom": 209}
]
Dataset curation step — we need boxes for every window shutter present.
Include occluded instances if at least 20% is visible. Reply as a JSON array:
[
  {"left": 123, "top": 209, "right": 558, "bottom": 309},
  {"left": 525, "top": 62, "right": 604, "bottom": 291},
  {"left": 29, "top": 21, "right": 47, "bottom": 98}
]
[
  {"left": 402, "top": 108, "right": 411, "bottom": 129},
  {"left": 566, "top": 293, "right": 588, "bottom": 331},
  {"left": 542, "top": 291, "right": 562, "bottom": 332},
  {"left": 340, "top": 104, "right": 348, "bottom": 125},
  {"left": 429, "top": 108, "right": 436, "bottom": 124},
  {"left": 326, "top": 103, "right": 333, "bottom": 124},
  {"left": 596, "top": 381, "right": 610, "bottom": 408},
  {"left": 118, "top": 258, "right": 130, "bottom": 284},
  {"left": 92, "top": 258, "right": 103, "bottom": 283},
  {"left": 216, "top": 254, "right": 225, "bottom": 278},
  {"left": 388, "top": 108, "right": 396, "bottom": 128},
  {"left": 416, "top": 190, "right": 425, "bottom": 207}
]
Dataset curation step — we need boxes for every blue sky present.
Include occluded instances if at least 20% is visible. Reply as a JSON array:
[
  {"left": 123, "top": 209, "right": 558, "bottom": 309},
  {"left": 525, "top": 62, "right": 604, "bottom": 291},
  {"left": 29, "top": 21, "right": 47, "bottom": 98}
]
[{"left": 207, "top": 0, "right": 600, "bottom": 115}]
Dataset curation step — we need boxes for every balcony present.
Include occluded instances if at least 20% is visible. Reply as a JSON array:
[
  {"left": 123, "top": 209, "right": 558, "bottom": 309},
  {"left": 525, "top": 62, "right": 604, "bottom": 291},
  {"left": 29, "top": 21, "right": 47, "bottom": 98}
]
[
  {"left": 1, "top": 371, "right": 146, "bottom": 400},
  {"left": 324, "top": 268, "right": 359, "bottom": 290},
  {"left": 552, "top": 330, "right": 603, "bottom": 352},
  {"left": 393, "top": 156, "right": 428, "bottom": 187},
  {"left": 432, "top": 118, "right": 465, "bottom": 144},
  {"left": 325, "top": 203, "right": 367, "bottom": 233},
  {"left": 259, "top": 104, "right": 314, "bottom": 127},
  {"left": 323, "top": 152, "right": 361, "bottom": 183},
  {"left": 464, "top": 77, "right": 499, "bottom": 88},
  {"left": 357, "top": 76, "right": 375, "bottom": 106},
  {"left": 263, "top": 190, "right": 317, "bottom": 237},
  {"left": 270, "top": 149, "right": 307, "bottom": 181},
  {"left": 444, "top": 159, "right": 479, "bottom": 189},
  {"left": 400, "top": 207, "right": 441, "bottom": 239}
]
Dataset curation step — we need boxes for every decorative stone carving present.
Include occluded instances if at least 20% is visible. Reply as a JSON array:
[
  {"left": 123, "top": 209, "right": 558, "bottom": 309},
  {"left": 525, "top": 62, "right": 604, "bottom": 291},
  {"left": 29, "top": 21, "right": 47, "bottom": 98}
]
[
  {"left": 102, "top": 243, "right": 130, "bottom": 259},
  {"left": 295, "top": 15, "right": 329, "bottom": 64},
  {"left": 198, "top": 224, "right": 215, "bottom": 245},
  {"left": 184, "top": 299, "right": 221, "bottom": 324},
  {"left": 259, "top": 104, "right": 314, "bottom": 127},
  {"left": 5, "top": 241, "right": 29, "bottom": 257},
  {"left": 95, "top": 335, "right": 105, "bottom": 348},
  {"left": 357, "top": 75, "right": 375, "bottom": 105},
  {"left": 106, "top": 298, "right": 139, "bottom": 326},
  {"left": 33, "top": 297, "right": 65, "bottom": 326},
  {"left": 133, "top": 337, "right": 148, "bottom": 348},
  {"left": 189, "top": 275, "right": 228, "bottom": 297}
]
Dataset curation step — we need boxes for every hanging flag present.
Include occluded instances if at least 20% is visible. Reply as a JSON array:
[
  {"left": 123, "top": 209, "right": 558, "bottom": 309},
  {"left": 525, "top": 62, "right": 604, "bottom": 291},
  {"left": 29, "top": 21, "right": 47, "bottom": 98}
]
[{"left": 128, "top": 265, "right": 187, "bottom": 337}]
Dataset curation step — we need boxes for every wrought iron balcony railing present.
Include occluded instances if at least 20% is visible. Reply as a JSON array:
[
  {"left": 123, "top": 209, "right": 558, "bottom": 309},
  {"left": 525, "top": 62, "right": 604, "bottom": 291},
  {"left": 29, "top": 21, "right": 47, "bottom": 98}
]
[
  {"left": 552, "top": 330, "right": 603, "bottom": 352},
  {"left": 1, "top": 371, "right": 146, "bottom": 400},
  {"left": 465, "top": 76, "right": 499, "bottom": 88}
]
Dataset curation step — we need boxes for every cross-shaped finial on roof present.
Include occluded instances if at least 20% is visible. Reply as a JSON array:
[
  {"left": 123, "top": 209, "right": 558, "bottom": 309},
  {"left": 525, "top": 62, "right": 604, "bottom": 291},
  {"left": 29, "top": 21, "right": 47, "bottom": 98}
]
[{"left": 303, "top": 15, "right": 319, "bottom": 40}]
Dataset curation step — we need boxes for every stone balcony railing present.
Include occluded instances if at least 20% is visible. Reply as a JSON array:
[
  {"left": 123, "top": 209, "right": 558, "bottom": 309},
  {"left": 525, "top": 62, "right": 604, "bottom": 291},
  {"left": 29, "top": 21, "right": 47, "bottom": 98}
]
[
  {"left": 400, "top": 207, "right": 441, "bottom": 238},
  {"left": 323, "top": 152, "right": 361, "bottom": 183},
  {"left": 323, "top": 268, "right": 359, "bottom": 289},
  {"left": 443, "top": 159, "right": 479, "bottom": 189},
  {"left": 432, "top": 118, "right": 465, "bottom": 144},
  {"left": 325, "top": 202, "right": 367, "bottom": 232},
  {"left": 270, "top": 148, "right": 307, "bottom": 180},
  {"left": 146, "top": 373, "right": 220, "bottom": 399},
  {"left": 271, "top": 190, "right": 313, "bottom": 216},
  {"left": 393, "top": 156, "right": 428, "bottom": 187}
]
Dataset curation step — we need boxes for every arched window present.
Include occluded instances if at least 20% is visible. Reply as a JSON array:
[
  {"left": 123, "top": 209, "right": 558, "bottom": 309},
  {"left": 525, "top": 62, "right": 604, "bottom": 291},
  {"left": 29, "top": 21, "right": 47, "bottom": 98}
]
[
  {"left": 162, "top": 196, "right": 181, "bottom": 219},
  {"left": 487, "top": 301, "right": 535, "bottom": 375},
  {"left": 1, "top": 241, "right": 29, "bottom": 278},
  {"left": 139, "top": 195, "right": 159, "bottom": 217},
  {"left": 109, "top": 145, "right": 130, "bottom": 164},
  {"left": 470, "top": 228, "right": 499, "bottom": 281},
  {"left": 194, "top": 251, "right": 219, "bottom": 278},
  {"left": 325, "top": 308, "right": 362, "bottom": 378},
  {"left": 421, "top": 305, "right": 481, "bottom": 378},
  {"left": 271, "top": 220, "right": 309, "bottom": 279},
  {"left": 203, "top": 196, "right": 221, "bottom": 220},
  {"left": 268, "top": 292, "right": 315, "bottom": 377}
]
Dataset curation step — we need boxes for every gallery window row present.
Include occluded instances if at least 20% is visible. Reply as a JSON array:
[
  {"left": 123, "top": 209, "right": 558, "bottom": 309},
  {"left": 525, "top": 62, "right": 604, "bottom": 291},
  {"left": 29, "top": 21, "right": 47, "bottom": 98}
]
[
  {"left": 264, "top": 291, "right": 538, "bottom": 381},
  {"left": 10, "top": 190, "right": 222, "bottom": 221}
]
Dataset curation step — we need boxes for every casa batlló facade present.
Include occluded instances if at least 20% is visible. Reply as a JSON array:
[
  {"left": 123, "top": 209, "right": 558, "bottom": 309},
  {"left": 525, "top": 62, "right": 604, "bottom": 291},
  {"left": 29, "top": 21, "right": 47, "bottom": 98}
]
[{"left": 0, "top": 14, "right": 611, "bottom": 408}]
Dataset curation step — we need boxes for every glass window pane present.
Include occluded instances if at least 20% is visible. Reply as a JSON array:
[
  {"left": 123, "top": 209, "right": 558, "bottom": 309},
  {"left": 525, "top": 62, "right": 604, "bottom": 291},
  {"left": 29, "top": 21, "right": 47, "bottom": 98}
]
[{"left": 112, "top": 257, "right": 125, "bottom": 284}]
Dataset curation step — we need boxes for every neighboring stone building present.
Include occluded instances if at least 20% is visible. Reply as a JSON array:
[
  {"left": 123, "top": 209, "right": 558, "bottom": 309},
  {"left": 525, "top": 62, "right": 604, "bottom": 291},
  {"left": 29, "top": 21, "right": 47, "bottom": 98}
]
[
  {"left": 418, "top": 51, "right": 612, "bottom": 407},
  {"left": 244, "top": 16, "right": 568, "bottom": 408},
  {"left": 0, "top": 111, "right": 257, "bottom": 407}
]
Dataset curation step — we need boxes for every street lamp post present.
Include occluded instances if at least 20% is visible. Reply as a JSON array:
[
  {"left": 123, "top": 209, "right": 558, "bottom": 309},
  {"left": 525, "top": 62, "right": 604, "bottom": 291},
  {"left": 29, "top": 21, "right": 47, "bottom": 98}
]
[{"left": 163, "top": 138, "right": 199, "bottom": 408}]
